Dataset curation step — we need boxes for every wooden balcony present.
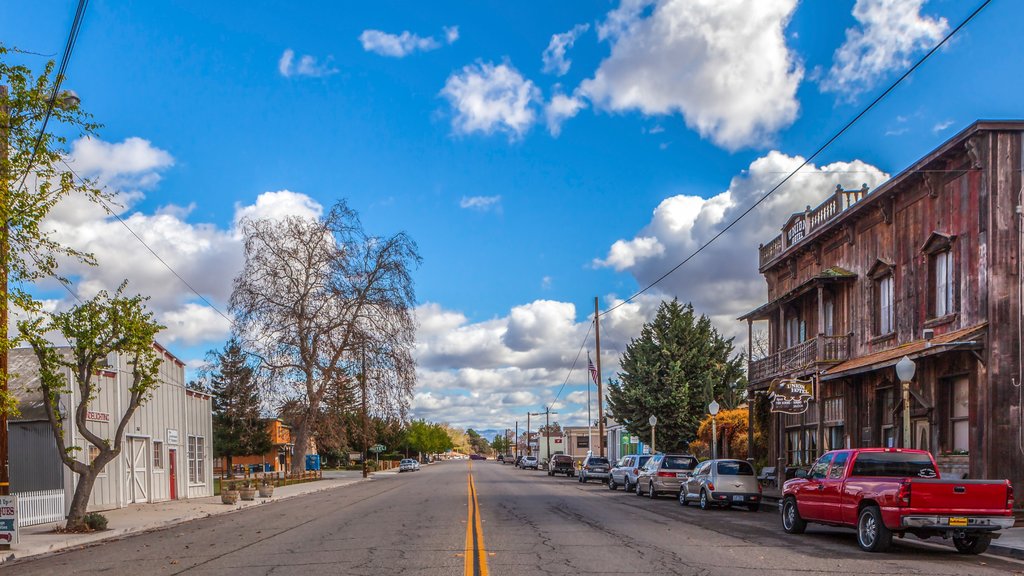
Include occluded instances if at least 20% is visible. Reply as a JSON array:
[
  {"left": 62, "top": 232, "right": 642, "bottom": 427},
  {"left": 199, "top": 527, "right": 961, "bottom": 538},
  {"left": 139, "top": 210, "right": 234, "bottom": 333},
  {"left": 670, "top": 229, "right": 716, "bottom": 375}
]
[
  {"left": 759, "top": 184, "right": 870, "bottom": 268},
  {"left": 749, "top": 334, "right": 852, "bottom": 385}
]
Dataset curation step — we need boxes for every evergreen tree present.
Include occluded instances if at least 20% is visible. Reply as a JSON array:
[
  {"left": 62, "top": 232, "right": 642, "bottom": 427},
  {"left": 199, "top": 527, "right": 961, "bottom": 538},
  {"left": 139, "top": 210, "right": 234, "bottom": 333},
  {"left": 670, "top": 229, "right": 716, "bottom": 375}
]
[
  {"left": 606, "top": 299, "right": 746, "bottom": 452},
  {"left": 209, "top": 338, "right": 272, "bottom": 474}
]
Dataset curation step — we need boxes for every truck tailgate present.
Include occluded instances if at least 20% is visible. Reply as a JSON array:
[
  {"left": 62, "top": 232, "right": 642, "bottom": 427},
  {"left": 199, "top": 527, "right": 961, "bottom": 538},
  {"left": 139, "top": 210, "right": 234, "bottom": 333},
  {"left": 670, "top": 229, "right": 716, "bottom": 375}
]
[{"left": 909, "top": 479, "right": 1010, "bottom": 513}]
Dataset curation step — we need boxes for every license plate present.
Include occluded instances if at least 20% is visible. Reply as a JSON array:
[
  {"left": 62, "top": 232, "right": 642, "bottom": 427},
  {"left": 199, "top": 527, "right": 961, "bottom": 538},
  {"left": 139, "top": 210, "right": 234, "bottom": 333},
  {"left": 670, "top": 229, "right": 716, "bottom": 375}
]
[
  {"left": 676, "top": 473, "right": 687, "bottom": 478},
  {"left": 732, "top": 495, "right": 745, "bottom": 502},
  {"left": 949, "top": 517, "right": 968, "bottom": 527}
]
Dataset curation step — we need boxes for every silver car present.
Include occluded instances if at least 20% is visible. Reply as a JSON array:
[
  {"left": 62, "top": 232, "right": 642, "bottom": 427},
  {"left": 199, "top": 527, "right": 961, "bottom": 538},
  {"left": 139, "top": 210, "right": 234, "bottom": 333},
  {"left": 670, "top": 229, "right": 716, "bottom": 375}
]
[
  {"left": 578, "top": 455, "right": 612, "bottom": 483},
  {"left": 680, "top": 459, "right": 762, "bottom": 511},
  {"left": 608, "top": 454, "right": 651, "bottom": 491},
  {"left": 635, "top": 454, "right": 699, "bottom": 498},
  {"left": 399, "top": 458, "right": 419, "bottom": 472}
]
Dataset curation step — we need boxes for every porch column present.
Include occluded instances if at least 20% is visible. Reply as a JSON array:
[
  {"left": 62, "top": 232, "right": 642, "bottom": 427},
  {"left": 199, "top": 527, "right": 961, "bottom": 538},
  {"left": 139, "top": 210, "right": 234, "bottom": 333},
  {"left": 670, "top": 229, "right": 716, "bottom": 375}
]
[
  {"left": 816, "top": 285, "right": 825, "bottom": 457},
  {"left": 747, "top": 318, "right": 754, "bottom": 461},
  {"left": 778, "top": 306, "right": 785, "bottom": 352}
]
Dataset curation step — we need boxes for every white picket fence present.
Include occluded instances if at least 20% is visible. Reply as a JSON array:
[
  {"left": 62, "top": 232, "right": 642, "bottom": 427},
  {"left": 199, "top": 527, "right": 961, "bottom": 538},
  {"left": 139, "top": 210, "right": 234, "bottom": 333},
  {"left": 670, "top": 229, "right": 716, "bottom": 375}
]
[{"left": 14, "top": 489, "right": 65, "bottom": 527}]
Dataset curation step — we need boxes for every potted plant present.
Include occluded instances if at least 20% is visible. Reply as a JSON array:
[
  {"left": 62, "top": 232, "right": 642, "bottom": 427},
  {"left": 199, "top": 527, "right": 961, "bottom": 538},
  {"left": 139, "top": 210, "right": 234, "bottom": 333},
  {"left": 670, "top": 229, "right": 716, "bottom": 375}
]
[
  {"left": 258, "top": 477, "right": 275, "bottom": 498},
  {"left": 239, "top": 479, "right": 258, "bottom": 501},
  {"left": 221, "top": 481, "right": 240, "bottom": 505}
]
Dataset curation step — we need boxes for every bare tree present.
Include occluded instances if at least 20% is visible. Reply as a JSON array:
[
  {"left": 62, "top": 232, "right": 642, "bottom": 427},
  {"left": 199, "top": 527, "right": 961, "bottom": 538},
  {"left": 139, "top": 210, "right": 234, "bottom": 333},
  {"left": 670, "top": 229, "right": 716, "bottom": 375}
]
[{"left": 230, "top": 200, "right": 419, "bottom": 473}]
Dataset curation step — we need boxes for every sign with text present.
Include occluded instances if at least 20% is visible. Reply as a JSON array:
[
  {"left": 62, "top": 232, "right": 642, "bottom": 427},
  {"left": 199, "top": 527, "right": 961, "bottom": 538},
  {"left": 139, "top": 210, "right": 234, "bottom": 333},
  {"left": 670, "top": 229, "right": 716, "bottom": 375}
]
[
  {"left": 167, "top": 429, "right": 179, "bottom": 444},
  {"left": 369, "top": 444, "right": 386, "bottom": 453},
  {"left": 768, "top": 377, "right": 814, "bottom": 414},
  {"left": 86, "top": 411, "right": 109, "bottom": 423},
  {"left": 0, "top": 495, "right": 18, "bottom": 545}
]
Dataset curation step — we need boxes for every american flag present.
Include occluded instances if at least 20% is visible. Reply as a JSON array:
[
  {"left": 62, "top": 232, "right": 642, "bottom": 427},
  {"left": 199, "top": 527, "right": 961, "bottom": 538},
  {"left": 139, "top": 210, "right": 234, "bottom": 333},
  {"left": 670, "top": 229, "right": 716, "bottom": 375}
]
[{"left": 587, "top": 353, "right": 598, "bottom": 384}]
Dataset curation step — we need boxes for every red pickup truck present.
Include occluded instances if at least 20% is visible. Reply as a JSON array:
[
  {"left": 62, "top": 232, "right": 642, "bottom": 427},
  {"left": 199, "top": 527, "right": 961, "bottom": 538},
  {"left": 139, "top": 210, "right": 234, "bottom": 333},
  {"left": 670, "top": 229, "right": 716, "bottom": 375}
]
[{"left": 781, "top": 448, "right": 1014, "bottom": 553}]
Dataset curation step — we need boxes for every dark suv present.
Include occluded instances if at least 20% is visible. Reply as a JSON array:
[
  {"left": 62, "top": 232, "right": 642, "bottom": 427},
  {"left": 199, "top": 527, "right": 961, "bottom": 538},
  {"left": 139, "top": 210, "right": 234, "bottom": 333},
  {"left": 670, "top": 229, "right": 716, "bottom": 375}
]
[
  {"left": 547, "top": 454, "right": 576, "bottom": 477},
  {"left": 578, "top": 455, "right": 612, "bottom": 483}
]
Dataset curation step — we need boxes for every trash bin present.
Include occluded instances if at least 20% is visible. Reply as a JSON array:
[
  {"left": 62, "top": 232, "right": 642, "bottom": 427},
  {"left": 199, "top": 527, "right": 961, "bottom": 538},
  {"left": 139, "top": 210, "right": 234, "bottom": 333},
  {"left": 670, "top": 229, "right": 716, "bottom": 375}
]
[
  {"left": 264, "top": 463, "right": 272, "bottom": 472},
  {"left": 249, "top": 464, "right": 262, "bottom": 474},
  {"left": 305, "top": 454, "right": 321, "bottom": 471}
]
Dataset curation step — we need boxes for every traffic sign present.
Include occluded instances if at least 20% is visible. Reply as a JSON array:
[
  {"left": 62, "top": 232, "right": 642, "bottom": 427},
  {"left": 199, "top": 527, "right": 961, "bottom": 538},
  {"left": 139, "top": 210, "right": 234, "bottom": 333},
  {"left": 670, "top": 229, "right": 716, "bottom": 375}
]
[{"left": 369, "top": 444, "right": 386, "bottom": 453}]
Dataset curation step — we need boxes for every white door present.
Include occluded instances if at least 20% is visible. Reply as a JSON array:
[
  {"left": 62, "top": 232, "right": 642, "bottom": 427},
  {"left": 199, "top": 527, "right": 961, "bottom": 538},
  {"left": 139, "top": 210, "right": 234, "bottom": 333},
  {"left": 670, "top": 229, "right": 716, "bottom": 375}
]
[{"left": 125, "top": 437, "right": 150, "bottom": 503}]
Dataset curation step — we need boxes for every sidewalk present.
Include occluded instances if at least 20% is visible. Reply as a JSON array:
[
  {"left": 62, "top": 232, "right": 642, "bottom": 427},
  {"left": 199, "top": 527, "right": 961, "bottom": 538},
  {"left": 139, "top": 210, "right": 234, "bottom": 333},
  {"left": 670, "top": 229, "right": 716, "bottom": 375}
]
[
  {"left": 1, "top": 471, "right": 384, "bottom": 565},
  {"left": 762, "top": 490, "right": 1024, "bottom": 560}
]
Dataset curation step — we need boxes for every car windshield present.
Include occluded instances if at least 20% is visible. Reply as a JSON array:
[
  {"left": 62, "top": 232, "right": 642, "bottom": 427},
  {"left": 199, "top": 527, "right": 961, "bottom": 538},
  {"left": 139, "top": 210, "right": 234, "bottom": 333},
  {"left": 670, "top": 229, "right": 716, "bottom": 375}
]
[
  {"left": 850, "top": 452, "right": 937, "bottom": 478},
  {"left": 662, "top": 456, "right": 698, "bottom": 470},
  {"left": 716, "top": 461, "right": 754, "bottom": 476},
  {"left": 587, "top": 458, "right": 609, "bottom": 466}
]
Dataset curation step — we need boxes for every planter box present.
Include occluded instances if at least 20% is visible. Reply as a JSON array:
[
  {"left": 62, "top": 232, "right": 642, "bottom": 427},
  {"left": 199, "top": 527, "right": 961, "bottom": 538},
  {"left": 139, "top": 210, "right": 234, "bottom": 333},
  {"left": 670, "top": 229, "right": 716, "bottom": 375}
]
[
  {"left": 239, "top": 487, "right": 258, "bottom": 501},
  {"left": 258, "top": 485, "right": 274, "bottom": 498},
  {"left": 221, "top": 491, "right": 240, "bottom": 505}
]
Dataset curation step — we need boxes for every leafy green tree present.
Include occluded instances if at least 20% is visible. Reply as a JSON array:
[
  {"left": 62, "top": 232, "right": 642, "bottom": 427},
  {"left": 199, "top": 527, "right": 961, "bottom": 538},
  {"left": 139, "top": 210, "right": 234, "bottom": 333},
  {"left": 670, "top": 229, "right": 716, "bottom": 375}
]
[
  {"left": 606, "top": 299, "right": 746, "bottom": 453},
  {"left": 207, "top": 338, "right": 271, "bottom": 475},
  {"left": 0, "top": 46, "right": 104, "bottom": 416},
  {"left": 491, "top": 434, "right": 510, "bottom": 454},
  {"left": 19, "top": 285, "right": 163, "bottom": 531}
]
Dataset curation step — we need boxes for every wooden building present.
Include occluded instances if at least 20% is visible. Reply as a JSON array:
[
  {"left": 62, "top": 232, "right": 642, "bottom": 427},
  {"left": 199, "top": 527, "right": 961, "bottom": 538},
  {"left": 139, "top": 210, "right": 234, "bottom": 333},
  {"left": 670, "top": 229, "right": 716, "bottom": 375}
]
[
  {"left": 740, "top": 121, "right": 1023, "bottom": 496},
  {"left": 223, "top": 418, "right": 295, "bottom": 473}
]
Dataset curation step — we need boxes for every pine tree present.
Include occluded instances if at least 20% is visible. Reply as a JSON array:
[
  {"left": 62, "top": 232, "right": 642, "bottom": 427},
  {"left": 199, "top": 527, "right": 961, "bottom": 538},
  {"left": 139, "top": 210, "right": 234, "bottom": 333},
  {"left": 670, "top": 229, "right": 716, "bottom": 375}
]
[
  {"left": 209, "top": 338, "right": 271, "bottom": 474},
  {"left": 606, "top": 299, "right": 746, "bottom": 452}
]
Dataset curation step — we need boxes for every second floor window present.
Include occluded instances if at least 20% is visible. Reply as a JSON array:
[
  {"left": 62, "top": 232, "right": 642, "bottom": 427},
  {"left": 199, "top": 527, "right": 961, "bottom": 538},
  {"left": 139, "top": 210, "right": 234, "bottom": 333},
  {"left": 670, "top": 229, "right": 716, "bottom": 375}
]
[
  {"left": 785, "top": 315, "right": 806, "bottom": 348},
  {"left": 876, "top": 275, "right": 894, "bottom": 335},
  {"left": 823, "top": 299, "right": 835, "bottom": 337},
  {"left": 933, "top": 250, "right": 953, "bottom": 317}
]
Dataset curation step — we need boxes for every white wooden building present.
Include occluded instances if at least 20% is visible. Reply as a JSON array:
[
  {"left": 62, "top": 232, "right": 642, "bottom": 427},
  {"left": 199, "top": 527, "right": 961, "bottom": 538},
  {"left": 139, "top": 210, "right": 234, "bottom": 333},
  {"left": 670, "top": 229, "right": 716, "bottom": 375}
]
[{"left": 9, "top": 343, "right": 213, "bottom": 526}]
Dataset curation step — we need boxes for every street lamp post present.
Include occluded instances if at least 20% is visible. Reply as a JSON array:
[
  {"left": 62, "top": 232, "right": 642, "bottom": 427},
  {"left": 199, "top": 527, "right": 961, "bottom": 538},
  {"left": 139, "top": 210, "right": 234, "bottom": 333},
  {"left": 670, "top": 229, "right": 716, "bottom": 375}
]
[
  {"left": 895, "top": 356, "right": 917, "bottom": 449},
  {"left": 709, "top": 400, "right": 721, "bottom": 460},
  {"left": 648, "top": 415, "right": 657, "bottom": 454}
]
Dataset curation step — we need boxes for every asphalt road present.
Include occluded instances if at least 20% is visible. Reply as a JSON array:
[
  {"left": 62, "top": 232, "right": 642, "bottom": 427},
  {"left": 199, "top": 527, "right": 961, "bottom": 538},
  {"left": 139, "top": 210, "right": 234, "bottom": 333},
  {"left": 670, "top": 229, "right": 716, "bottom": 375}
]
[{"left": 6, "top": 460, "right": 1024, "bottom": 575}]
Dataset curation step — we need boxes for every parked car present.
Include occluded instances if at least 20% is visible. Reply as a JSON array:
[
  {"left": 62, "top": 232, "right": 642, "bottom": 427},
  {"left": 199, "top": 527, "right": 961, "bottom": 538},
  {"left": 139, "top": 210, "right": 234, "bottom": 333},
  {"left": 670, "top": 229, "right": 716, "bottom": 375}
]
[
  {"left": 635, "top": 453, "right": 699, "bottom": 498},
  {"left": 496, "top": 454, "right": 505, "bottom": 463},
  {"left": 680, "top": 459, "right": 760, "bottom": 510},
  {"left": 469, "top": 454, "right": 486, "bottom": 460},
  {"left": 578, "top": 455, "right": 612, "bottom": 483},
  {"left": 399, "top": 458, "right": 419, "bottom": 472},
  {"left": 514, "top": 455, "right": 524, "bottom": 468},
  {"left": 520, "top": 456, "right": 540, "bottom": 470},
  {"left": 548, "top": 454, "right": 576, "bottom": 477},
  {"left": 608, "top": 454, "right": 651, "bottom": 491},
  {"left": 781, "top": 448, "right": 1015, "bottom": 553}
]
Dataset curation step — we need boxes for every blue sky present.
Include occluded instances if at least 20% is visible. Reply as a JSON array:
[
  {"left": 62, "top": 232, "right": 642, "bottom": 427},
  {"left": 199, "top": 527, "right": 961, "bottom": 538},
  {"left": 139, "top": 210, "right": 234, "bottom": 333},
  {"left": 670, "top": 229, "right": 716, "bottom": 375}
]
[{"left": 4, "top": 0, "right": 1021, "bottom": 433}]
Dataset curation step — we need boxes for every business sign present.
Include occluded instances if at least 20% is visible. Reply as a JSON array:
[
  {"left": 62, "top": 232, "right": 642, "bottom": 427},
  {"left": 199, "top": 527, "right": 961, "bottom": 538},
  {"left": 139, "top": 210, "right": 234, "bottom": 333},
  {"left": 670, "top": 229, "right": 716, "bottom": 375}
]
[
  {"left": 369, "top": 444, "right": 386, "bottom": 453},
  {"left": 167, "top": 429, "right": 180, "bottom": 444},
  {"left": 349, "top": 452, "right": 363, "bottom": 462},
  {"left": 86, "top": 411, "right": 109, "bottom": 423},
  {"left": 768, "top": 377, "right": 814, "bottom": 414},
  {"left": 554, "top": 438, "right": 562, "bottom": 444},
  {"left": 0, "top": 495, "right": 18, "bottom": 545}
]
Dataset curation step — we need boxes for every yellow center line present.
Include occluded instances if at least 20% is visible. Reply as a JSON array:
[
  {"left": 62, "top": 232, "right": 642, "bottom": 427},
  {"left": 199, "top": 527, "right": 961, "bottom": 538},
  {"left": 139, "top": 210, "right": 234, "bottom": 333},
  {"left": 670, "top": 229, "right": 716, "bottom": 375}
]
[{"left": 464, "top": 459, "right": 489, "bottom": 576}]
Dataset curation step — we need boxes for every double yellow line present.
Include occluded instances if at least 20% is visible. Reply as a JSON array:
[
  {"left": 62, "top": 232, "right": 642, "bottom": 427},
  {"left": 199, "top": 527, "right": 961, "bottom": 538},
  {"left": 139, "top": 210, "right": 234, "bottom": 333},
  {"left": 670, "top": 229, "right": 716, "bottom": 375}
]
[{"left": 464, "top": 460, "right": 489, "bottom": 576}]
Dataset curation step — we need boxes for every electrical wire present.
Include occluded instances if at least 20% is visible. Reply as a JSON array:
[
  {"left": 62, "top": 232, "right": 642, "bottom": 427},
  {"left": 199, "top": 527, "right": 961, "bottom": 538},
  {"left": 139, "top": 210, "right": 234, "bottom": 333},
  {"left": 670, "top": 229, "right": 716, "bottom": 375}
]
[
  {"left": 11, "top": 0, "right": 90, "bottom": 198},
  {"left": 599, "top": 0, "right": 993, "bottom": 318},
  {"left": 547, "top": 320, "right": 593, "bottom": 410},
  {"left": 58, "top": 157, "right": 236, "bottom": 327}
]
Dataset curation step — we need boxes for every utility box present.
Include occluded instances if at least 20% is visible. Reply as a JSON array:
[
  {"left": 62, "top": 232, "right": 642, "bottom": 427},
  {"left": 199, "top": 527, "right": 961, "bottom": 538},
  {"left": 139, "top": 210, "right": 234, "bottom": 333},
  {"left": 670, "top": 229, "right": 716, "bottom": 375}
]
[{"left": 305, "top": 454, "right": 321, "bottom": 471}]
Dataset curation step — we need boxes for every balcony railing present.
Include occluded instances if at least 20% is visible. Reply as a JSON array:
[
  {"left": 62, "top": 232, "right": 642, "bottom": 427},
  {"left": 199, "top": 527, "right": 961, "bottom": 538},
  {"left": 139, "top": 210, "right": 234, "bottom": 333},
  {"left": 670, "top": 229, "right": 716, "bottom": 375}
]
[
  {"left": 759, "top": 184, "right": 870, "bottom": 268},
  {"left": 748, "top": 334, "right": 852, "bottom": 385}
]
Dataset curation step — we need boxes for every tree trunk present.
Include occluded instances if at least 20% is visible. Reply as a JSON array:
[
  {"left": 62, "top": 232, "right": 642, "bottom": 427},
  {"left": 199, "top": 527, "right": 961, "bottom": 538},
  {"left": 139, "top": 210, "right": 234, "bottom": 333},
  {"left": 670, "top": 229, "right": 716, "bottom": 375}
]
[
  {"left": 66, "top": 470, "right": 100, "bottom": 531},
  {"left": 291, "top": 419, "right": 310, "bottom": 474},
  {"left": 226, "top": 455, "right": 234, "bottom": 477}
]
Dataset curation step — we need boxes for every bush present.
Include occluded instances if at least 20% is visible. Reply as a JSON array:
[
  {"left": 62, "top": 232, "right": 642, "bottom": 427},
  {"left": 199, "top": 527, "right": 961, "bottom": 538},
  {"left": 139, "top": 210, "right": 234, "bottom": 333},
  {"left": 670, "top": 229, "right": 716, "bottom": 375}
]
[{"left": 84, "top": 512, "right": 108, "bottom": 531}]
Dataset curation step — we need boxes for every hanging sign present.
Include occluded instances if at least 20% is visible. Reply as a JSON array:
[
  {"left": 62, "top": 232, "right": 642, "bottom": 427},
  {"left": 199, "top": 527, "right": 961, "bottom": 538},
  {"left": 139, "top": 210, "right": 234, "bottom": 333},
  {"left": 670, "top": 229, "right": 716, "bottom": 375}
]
[{"left": 768, "top": 377, "right": 814, "bottom": 414}]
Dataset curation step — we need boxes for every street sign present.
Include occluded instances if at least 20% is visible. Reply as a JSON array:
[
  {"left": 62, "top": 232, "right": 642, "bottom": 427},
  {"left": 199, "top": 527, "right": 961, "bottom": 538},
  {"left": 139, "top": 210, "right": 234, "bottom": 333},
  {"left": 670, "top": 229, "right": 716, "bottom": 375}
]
[
  {"left": 369, "top": 444, "right": 386, "bottom": 453},
  {"left": 0, "top": 495, "right": 18, "bottom": 545}
]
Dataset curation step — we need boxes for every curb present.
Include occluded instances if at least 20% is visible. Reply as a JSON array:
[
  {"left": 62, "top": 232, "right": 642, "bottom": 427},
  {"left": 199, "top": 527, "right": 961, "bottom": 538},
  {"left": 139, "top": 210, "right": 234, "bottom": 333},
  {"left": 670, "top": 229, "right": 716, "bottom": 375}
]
[{"left": 0, "top": 476, "right": 372, "bottom": 566}]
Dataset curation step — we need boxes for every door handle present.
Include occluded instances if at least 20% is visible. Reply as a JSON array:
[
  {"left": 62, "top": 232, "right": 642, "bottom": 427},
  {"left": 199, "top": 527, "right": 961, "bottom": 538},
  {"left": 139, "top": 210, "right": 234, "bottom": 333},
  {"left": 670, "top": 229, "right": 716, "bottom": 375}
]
[{"left": 816, "top": 484, "right": 824, "bottom": 491}]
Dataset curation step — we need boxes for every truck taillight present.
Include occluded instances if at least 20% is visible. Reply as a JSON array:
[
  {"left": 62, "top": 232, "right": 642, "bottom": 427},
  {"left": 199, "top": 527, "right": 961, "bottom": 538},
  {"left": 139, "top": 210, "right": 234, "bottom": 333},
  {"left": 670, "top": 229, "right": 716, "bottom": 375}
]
[
  {"left": 898, "top": 480, "right": 911, "bottom": 507},
  {"left": 1007, "top": 481, "right": 1014, "bottom": 509}
]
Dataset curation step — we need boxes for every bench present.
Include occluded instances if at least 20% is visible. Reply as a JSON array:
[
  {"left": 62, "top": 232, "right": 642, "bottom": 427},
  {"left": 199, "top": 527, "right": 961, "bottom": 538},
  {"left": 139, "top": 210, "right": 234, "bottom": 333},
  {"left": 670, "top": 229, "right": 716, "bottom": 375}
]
[{"left": 757, "top": 466, "right": 777, "bottom": 487}]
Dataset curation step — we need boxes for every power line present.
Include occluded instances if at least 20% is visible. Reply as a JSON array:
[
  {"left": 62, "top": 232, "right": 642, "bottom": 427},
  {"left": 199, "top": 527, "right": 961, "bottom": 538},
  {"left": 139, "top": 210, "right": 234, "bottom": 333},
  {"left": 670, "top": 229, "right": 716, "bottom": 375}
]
[
  {"left": 547, "top": 320, "right": 593, "bottom": 410},
  {"left": 11, "top": 0, "right": 90, "bottom": 198},
  {"left": 600, "top": 0, "right": 992, "bottom": 318},
  {"left": 57, "top": 158, "right": 237, "bottom": 327}
]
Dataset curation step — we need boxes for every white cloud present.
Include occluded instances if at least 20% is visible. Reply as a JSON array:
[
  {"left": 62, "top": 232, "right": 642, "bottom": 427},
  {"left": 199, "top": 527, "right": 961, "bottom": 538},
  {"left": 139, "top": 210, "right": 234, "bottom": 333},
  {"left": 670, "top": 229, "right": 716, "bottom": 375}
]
[
  {"left": 545, "top": 91, "right": 586, "bottom": 137},
  {"left": 459, "top": 195, "right": 502, "bottom": 211},
  {"left": 359, "top": 30, "right": 440, "bottom": 58},
  {"left": 822, "top": 0, "right": 948, "bottom": 97},
  {"left": 594, "top": 151, "right": 890, "bottom": 341},
  {"left": 541, "top": 276, "right": 552, "bottom": 290},
  {"left": 233, "top": 190, "right": 323, "bottom": 226},
  {"left": 278, "top": 49, "right": 339, "bottom": 78},
  {"left": 441, "top": 61, "right": 541, "bottom": 140},
  {"left": 580, "top": 0, "right": 803, "bottom": 151},
  {"left": 542, "top": 24, "right": 590, "bottom": 76},
  {"left": 158, "top": 303, "right": 233, "bottom": 346},
  {"left": 933, "top": 119, "right": 954, "bottom": 133},
  {"left": 444, "top": 26, "right": 460, "bottom": 44}
]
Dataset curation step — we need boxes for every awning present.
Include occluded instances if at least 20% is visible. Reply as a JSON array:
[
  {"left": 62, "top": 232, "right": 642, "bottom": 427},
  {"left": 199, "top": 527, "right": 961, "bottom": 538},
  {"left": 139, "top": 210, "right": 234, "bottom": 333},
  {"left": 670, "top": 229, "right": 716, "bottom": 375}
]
[
  {"left": 739, "top": 266, "right": 857, "bottom": 321},
  {"left": 821, "top": 322, "right": 987, "bottom": 381}
]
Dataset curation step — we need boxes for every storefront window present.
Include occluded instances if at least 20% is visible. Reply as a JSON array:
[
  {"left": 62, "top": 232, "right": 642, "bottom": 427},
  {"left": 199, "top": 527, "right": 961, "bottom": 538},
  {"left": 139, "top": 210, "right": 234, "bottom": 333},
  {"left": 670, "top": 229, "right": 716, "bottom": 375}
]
[
  {"left": 802, "top": 428, "right": 817, "bottom": 463},
  {"left": 951, "top": 377, "right": 969, "bottom": 452},
  {"left": 188, "top": 436, "right": 206, "bottom": 484},
  {"left": 786, "top": 430, "right": 801, "bottom": 466},
  {"left": 880, "top": 388, "right": 896, "bottom": 447}
]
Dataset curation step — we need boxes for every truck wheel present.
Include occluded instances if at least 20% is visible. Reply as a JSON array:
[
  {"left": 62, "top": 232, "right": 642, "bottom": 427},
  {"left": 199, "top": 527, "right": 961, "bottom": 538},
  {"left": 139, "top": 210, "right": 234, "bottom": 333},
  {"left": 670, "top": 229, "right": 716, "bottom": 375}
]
[
  {"left": 781, "top": 497, "right": 806, "bottom": 534},
  {"left": 953, "top": 533, "right": 991, "bottom": 555},
  {"left": 856, "top": 506, "right": 892, "bottom": 553}
]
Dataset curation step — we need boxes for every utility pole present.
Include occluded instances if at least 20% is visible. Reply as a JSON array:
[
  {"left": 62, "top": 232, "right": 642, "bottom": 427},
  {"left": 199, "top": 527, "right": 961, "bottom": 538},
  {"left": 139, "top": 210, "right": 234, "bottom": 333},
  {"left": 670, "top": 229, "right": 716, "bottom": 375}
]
[
  {"left": 594, "top": 297, "right": 605, "bottom": 457},
  {"left": 361, "top": 342, "right": 368, "bottom": 479},
  {"left": 543, "top": 407, "right": 558, "bottom": 464},
  {"left": 526, "top": 412, "right": 532, "bottom": 456},
  {"left": 514, "top": 420, "right": 518, "bottom": 459},
  {"left": 0, "top": 85, "right": 9, "bottom": 499}
]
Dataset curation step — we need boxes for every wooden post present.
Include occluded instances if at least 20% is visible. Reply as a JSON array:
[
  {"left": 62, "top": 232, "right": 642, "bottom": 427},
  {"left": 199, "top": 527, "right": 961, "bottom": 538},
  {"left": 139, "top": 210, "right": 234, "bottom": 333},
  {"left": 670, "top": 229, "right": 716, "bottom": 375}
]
[
  {"left": 594, "top": 297, "right": 605, "bottom": 457},
  {"left": 747, "top": 319, "right": 754, "bottom": 460},
  {"left": 361, "top": 342, "right": 368, "bottom": 478},
  {"left": 0, "top": 85, "right": 9, "bottom": 500}
]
